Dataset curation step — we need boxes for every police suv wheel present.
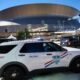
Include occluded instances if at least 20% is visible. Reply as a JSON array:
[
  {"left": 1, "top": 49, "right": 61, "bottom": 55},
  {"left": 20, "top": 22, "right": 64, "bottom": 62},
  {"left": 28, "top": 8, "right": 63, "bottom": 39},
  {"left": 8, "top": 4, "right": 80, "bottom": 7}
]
[
  {"left": 2, "top": 66, "right": 26, "bottom": 80},
  {"left": 70, "top": 59, "right": 80, "bottom": 73}
]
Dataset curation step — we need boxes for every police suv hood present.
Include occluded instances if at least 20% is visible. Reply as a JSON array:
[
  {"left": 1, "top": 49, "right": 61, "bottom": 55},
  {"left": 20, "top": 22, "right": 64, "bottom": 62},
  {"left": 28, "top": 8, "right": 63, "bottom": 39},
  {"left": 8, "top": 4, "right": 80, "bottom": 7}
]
[{"left": 63, "top": 47, "right": 80, "bottom": 51}]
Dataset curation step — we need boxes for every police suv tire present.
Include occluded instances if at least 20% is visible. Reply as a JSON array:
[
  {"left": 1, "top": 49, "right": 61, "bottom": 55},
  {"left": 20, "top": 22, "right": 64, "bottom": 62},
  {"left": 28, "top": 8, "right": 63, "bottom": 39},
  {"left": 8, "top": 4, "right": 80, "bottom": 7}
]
[
  {"left": 70, "top": 59, "right": 80, "bottom": 73},
  {"left": 2, "top": 66, "right": 26, "bottom": 80}
]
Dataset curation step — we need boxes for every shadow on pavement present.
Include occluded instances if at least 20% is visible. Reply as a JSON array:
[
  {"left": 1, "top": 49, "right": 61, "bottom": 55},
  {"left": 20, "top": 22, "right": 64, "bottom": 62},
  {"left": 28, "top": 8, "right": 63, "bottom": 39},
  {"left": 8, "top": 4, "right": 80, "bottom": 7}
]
[{"left": 29, "top": 67, "right": 70, "bottom": 78}]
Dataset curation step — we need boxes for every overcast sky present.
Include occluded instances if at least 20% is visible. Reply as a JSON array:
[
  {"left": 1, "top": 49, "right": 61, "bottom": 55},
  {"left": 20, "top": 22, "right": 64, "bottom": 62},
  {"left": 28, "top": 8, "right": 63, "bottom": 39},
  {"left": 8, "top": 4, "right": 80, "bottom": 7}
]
[{"left": 0, "top": 0, "right": 80, "bottom": 10}]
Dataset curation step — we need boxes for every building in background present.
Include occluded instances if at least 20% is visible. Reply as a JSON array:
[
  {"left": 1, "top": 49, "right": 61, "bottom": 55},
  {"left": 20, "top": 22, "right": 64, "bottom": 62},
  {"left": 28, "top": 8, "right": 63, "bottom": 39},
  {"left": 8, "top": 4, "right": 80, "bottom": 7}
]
[{"left": 0, "top": 3, "right": 80, "bottom": 38}]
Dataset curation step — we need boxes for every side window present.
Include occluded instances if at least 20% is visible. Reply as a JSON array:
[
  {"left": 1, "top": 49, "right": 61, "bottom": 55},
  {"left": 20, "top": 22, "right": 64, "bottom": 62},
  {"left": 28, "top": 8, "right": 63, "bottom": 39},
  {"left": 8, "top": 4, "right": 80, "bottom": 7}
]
[
  {"left": 20, "top": 43, "right": 44, "bottom": 53},
  {"left": 43, "top": 42, "right": 66, "bottom": 52},
  {"left": 0, "top": 45, "right": 16, "bottom": 54},
  {"left": 50, "top": 42, "right": 66, "bottom": 51},
  {"left": 43, "top": 43, "right": 56, "bottom": 52},
  {"left": 43, "top": 42, "right": 56, "bottom": 52}
]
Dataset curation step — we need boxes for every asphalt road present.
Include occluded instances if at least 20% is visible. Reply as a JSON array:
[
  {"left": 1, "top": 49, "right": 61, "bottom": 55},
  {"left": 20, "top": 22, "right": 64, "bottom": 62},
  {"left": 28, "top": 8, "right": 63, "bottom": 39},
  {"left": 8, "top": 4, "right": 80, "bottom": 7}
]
[
  {"left": 0, "top": 69, "right": 80, "bottom": 80},
  {"left": 30, "top": 72, "right": 80, "bottom": 80},
  {"left": 0, "top": 72, "right": 79, "bottom": 80}
]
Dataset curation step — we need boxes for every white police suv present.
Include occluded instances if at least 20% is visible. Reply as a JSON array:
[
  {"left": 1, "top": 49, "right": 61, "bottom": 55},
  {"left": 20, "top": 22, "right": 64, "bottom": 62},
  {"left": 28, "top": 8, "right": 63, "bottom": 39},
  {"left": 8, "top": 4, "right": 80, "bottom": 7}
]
[{"left": 0, "top": 38, "right": 80, "bottom": 80}]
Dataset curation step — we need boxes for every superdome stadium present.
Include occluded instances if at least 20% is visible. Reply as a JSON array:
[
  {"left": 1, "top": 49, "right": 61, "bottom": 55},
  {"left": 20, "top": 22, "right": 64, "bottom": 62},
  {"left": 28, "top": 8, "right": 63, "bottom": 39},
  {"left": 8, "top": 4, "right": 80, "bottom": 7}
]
[{"left": 0, "top": 3, "right": 80, "bottom": 37}]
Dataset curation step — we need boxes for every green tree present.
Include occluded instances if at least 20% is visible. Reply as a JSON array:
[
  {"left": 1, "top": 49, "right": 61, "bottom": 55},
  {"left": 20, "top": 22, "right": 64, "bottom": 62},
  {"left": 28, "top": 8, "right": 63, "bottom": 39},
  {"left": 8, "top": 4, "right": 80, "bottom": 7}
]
[
  {"left": 17, "top": 31, "right": 26, "bottom": 40},
  {"left": 17, "top": 28, "right": 31, "bottom": 40},
  {"left": 25, "top": 28, "right": 31, "bottom": 38}
]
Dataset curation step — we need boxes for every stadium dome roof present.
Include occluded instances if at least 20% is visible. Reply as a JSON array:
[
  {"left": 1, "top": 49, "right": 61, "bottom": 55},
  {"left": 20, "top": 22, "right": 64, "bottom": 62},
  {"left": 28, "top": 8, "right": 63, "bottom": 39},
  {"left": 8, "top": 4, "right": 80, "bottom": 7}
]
[{"left": 0, "top": 3, "right": 79, "bottom": 20}]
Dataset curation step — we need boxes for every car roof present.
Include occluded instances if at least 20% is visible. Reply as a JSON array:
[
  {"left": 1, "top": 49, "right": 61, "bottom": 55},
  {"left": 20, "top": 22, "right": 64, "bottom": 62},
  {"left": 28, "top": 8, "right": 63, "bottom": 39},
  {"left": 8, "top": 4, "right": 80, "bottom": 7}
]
[{"left": 0, "top": 38, "right": 50, "bottom": 46}]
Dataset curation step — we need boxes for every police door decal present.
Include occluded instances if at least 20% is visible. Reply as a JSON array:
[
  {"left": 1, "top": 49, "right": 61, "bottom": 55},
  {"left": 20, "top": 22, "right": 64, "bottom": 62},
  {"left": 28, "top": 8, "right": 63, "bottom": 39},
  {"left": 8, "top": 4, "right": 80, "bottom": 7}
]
[{"left": 45, "top": 51, "right": 68, "bottom": 68}]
